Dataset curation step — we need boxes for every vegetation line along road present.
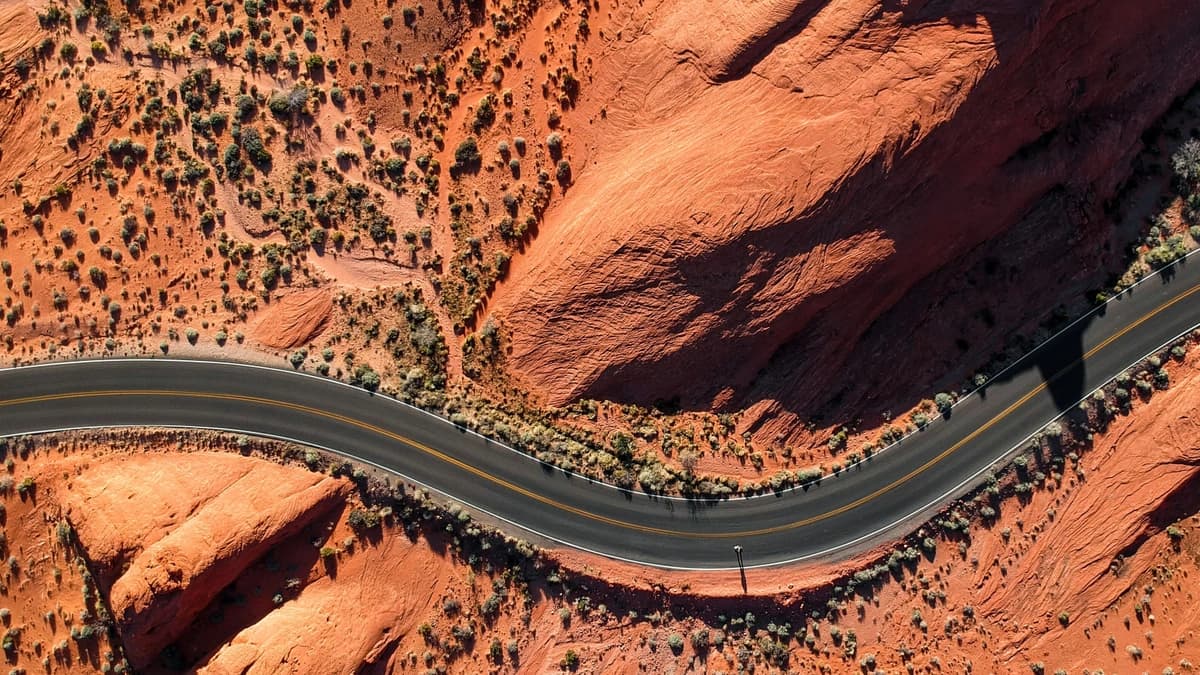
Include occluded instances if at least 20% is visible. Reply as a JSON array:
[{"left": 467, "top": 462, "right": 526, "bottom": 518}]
[{"left": 2, "top": 257, "right": 1200, "bottom": 567}]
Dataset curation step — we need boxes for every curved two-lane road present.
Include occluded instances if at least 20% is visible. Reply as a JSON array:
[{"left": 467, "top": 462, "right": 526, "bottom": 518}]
[{"left": 3, "top": 254, "right": 1200, "bottom": 569}]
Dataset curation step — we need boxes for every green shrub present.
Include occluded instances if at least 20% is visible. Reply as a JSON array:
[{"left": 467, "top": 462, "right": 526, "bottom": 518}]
[
  {"left": 471, "top": 95, "right": 495, "bottom": 132},
  {"left": 268, "top": 86, "right": 308, "bottom": 118},
  {"left": 1146, "top": 235, "right": 1188, "bottom": 269},
  {"left": 667, "top": 633, "right": 684, "bottom": 653},
  {"left": 354, "top": 365, "right": 381, "bottom": 391},
  {"left": 15, "top": 478, "right": 34, "bottom": 497},
  {"left": 1172, "top": 139, "right": 1200, "bottom": 192},
  {"left": 240, "top": 127, "right": 271, "bottom": 167},
  {"left": 223, "top": 143, "right": 244, "bottom": 179},
  {"left": 480, "top": 593, "right": 502, "bottom": 617},
  {"left": 346, "top": 507, "right": 380, "bottom": 531},
  {"left": 935, "top": 392, "right": 953, "bottom": 414},
  {"left": 453, "top": 137, "right": 481, "bottom": 172}
]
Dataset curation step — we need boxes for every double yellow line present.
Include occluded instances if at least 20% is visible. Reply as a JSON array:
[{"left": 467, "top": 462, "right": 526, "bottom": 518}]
[{"left": 4, "top": 279, "right": 1199, "bottom": 539}]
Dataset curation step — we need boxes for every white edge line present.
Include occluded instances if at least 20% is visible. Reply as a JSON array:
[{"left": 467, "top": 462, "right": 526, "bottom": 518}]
[{"left": 6, "top": 319, "right": 1197, "bottom": 571}]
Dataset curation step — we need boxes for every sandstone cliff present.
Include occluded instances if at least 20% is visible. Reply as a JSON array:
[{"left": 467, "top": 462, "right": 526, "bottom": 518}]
[{"left": 492, "top": 0, "right": 1200, "bottom": 443}]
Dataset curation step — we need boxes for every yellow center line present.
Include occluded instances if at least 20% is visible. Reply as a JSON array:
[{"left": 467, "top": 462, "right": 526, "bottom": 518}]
[{"left": 4, "top": 279, "right": 1200, "bottom": 539}]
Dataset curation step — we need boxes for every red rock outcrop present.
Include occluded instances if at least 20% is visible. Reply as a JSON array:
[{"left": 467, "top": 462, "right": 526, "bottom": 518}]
[
  {"left": 492, "top": 0, "right": 1200, "bottom": 437},
  {"left": 60, "top": 453, "right": 352, "bottom": 668}
]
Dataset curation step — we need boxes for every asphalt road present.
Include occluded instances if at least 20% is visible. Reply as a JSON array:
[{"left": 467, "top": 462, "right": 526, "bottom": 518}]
[{"left": 2, "top": 254, "right": 1200, "bottom": 570}]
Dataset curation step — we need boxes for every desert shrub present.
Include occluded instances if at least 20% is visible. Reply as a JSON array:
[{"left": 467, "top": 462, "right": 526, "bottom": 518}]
[
  {"left": 223, "top": 144, "right": 244, "bottom": 179},
  {"left": 480, "top": 593, "right": 502, "bottom": 617},
  {"left": 667, "top": 633, "right": 684, "bottom": 653},
  {"left": 1146, "top": 234, "right": 1188, "bottom": 268},
  {"left": 15, "top": 478, "right": 34, "bottom": 497},
  {"left": 935, "top": 392, "right": 953, "bottom": 414},
  {"left": 240, "top": 127, "right": 271, "bottom": 167},
  {"left": 1173, "top": 139, "right": 1200, "bottom": 193},
  {"left": 471, "top": 95, "right": 496, "bottom": 132},
  {"left": 346, "top": 507, "right": 380, "bottom": 531},
  {"left": 453, "top": 137, "right": 481, "bottom": 172},
  {"left": 354, "top": 365, "right": 381, "bottom": 391},
  {"left": 235, "top": 94, "right": 257, "bottom": 121},
  {"left": 268, "top": 86, "right": 308, "bottom": 118}
]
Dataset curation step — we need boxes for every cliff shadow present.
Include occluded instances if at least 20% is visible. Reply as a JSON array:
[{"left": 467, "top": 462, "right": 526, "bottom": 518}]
[{"left": 167, "top": 513, "right": 331, "bottom": 671}]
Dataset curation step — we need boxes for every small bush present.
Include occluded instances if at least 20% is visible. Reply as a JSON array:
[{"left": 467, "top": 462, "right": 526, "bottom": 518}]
[
  {"left": 15, "top": 478, "right": 34, "bottom": 497},
  {"left": 268, "top": 86, "right": 309, "bottom": 118},
  {"left": 354, "top": 365, "right": 381, "bottom": 391},
  {"left": 1172, "top": 139, "right": 1200, "bottom": 192},
  {"left": 453, "top": 137, "right": 481, "bottom": 172},
  {"left": 935, "top": 392, "right": 953, "bottom": 415},
  {"left": 346, "top": 507, "right": 380, "bottom": 531},
  {"left": 667, "top": 633, "right": 684, "bottom": 653}
]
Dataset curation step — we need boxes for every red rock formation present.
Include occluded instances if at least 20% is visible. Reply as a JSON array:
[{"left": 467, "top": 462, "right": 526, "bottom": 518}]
[
  {"left": 492, "top": 0, "right": 1200, "bottom": 437},
  {"left": 61, "top": 453, "right": 351, "bottom": 668}
]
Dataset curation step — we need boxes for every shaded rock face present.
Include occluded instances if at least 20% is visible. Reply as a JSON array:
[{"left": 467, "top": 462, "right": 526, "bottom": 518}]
[
  {"left": 493, "top": 0, "right": 1200, "bottom": 432},
  {"left": 61, "top": 453, "right": 351, "bottom": 669}
]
